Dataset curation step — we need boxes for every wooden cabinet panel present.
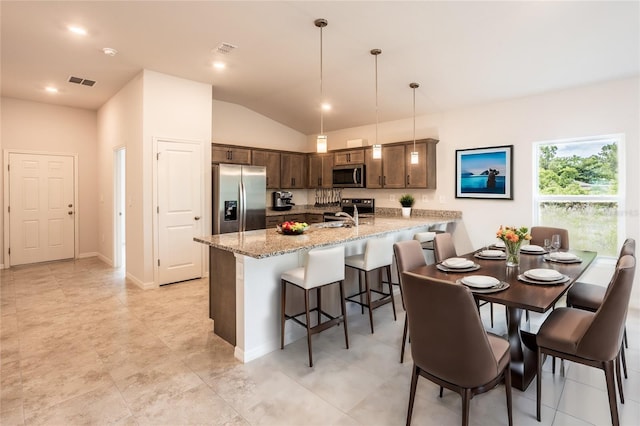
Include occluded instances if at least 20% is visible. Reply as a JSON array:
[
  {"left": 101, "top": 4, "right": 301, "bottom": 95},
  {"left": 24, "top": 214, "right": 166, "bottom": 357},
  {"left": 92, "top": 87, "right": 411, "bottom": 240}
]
[
  {"left": 211, "top": 145, "right": 251, "bottom": 164},
  {"left": 252, "top": 150, "right": 281, "bottom": 189},
  {"left": 285, "top": 214, "right": 307, "bottom": 223},
  {"left": 382, "top": 145, "right": 406, "bottom": 189},
  {"left": 281, "top": 153, "right": 306, "bottom": 188},
  {"left": 306, "top": 213, "right": 324, "bottom": 224},
  {"left": 308, "top": 154, "right": 333, "bottom": 188},
  {"left": 334, "top": 149, "right": 365, "bottom": 166},
  {"left": 365, "top": 148, "right": 383, "bottom": 189},
  {"left": 266, "top": 216, "right": 284, "bottom": 228},
  {"left": 405, "top": 140, "right": 437, "bottom": 189}
]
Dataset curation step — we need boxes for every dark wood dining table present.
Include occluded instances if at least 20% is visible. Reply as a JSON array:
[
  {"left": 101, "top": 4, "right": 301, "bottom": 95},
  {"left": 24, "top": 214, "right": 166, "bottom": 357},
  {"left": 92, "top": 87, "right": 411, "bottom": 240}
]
[{"left": 409, "top": 249, "right": 597, "bottom": 391}]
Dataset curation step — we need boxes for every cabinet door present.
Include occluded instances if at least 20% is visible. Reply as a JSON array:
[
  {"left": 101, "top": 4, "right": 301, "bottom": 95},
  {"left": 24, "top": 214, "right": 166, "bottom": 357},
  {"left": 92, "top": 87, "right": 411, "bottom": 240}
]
[
  {"left": 306, "top": 213, "right": 324, "bottom": 224},
  {"left": 211, "top": 145, "right": 252, "bottom": 164},
  {"left": 308, "top": 154, "right": 333, "bottom": 188},
  {"left": 284, "top": 214, "right": 306, "bottom": 223},
  {"left": 252, "top": 150, "right": 281, "bottom": 189},
  {"left": 266, "top": 215, "right": 284, "bottom": 228},
  {"left": 334, "top": 149, "right": 365, "bottom": 165},
  {"left": 405, "top": 142, "right": 427, "bottom": 188},
  {"left": 281, "top": 153, "right": 306, "bottom": 188},
  {"left": 365, "top": 148, "right": 383, "bottom": 189},
  {"left": 382, "top": 145, "right": 406, "bottom": 188}
]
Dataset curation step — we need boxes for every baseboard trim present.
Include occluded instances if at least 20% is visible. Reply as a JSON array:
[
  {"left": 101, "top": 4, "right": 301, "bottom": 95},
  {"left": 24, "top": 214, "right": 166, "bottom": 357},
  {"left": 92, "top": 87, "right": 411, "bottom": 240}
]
[
  {"left": 78, "top": 251, "right": 99, "bottom": 259},
  {"left": 126, "top": 272, "right": 157, "bottom": 290},
  {"left": 95, "top": 253, "right": 113, "bottom": 266}
]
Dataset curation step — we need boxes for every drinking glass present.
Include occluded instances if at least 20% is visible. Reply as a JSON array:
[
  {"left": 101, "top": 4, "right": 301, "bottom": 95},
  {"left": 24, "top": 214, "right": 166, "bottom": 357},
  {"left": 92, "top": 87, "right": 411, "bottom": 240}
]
[
  {"left": 543, "top": 238, "right": 551, "bottom": 252},
  {"left": 551, "top": 234, "right": 561, "bottom": 252}
]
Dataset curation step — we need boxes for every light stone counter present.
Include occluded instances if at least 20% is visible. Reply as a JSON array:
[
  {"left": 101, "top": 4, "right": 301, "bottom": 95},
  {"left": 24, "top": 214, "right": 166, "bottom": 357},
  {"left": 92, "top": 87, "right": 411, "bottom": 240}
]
[{"left": 194, "top": 216, "right": 455, "bottom": 259}]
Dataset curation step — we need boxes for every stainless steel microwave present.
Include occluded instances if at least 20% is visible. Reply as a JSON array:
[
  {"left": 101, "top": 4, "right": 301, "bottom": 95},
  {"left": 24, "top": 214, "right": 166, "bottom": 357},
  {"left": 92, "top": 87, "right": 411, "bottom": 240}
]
[{"left": 332, "top": 164, "right": 365, "bottom": 188}]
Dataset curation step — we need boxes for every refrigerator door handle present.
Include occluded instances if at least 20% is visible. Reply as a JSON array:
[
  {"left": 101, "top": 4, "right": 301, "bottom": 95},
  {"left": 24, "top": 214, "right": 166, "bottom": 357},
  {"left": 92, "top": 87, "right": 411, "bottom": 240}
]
[{"left": 239, "top": 181, "right": 246, "bottom": 232}]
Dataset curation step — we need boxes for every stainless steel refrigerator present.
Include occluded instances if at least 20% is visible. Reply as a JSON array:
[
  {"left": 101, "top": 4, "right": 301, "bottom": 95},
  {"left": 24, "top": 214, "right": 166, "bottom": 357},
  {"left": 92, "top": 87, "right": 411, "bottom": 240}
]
[{"left": 212, "top": 164, "right": 266, "bottom": 234}]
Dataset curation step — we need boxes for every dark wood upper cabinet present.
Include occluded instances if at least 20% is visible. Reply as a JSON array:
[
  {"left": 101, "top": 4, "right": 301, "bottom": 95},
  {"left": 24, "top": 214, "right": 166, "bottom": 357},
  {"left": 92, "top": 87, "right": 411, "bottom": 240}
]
[
  {"left": 405, "top": 140, "right": 437, "bottom": 189},
  {"left": 211, "top": 144, "right": 252, "bottom": 165},
  {"left": 280, "top": 153, "right": 306, "bottom": 189},
  {"left": 334, "top": 149, "right": 365, "bottom": 166},
  {"left": 251, "top": 150, "right": 281, "bottom": 189},
  {"left": 308, "top": 153, "right": 333, "bottom": 188}
]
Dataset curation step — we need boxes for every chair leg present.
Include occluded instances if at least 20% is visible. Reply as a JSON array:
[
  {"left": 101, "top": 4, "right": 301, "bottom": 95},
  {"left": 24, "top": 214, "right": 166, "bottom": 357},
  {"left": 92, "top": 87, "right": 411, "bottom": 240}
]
[
  {"left": 338, "top": 280, "right": 349, "bottom": 350},
  {"left": 624, "top": 327, "right": 628, "bottom": 349},
  {"left": 552, "top": 356, "right": 556, "bottom": 374},
  {"left": 462, "top": 388, "right": 471, "bottom": 426},
  {"left": 406, "top": 365, "right": 419, "bottom": 426},
  {"left": 621, "top": 342, "right": 628, "bottom": 379},
  {"left": 387, "top": 265, "right": 397, "bottom": 321},
  {"left": 439, "top": 386, "right": 443, "bottom": 398},
  {"left": 603, "top": 360, "right": 620, "bottom": 426},
  {"left": 616, "top": 351, "right": 625, "bottom": 404},
  {"left": 490, "top": 302, "right": 494, "bottom": 328},
  {"left": 400, "top": 316, "right": 408, "bottom": 363},
  {"left": 365, "top": 271, "right": 375, "bottom": 334},
  {"left": 304, "top": 289, "right": 313, "bottom": 367},
  {"left": 280, "top": 280, "right": 287, "bottom": 350},
  {"left": 504, "top": 366, "right": 513, "bottom": 426},
  {"left": 536, "top": 348, "right": 543, "bottom": 422}
]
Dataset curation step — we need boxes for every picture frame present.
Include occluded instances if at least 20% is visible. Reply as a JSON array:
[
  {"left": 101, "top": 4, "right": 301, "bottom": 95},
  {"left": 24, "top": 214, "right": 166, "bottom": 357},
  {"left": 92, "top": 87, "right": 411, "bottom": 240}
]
[{"left": 455, "top": 145, "right": 513, "bottom": 199}]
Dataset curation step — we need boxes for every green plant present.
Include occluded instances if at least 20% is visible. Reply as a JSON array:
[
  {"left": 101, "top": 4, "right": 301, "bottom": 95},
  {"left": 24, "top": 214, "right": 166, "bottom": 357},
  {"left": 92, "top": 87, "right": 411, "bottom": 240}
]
[{"left": 399, "top": 194, "right": 415, "bottom": 207}]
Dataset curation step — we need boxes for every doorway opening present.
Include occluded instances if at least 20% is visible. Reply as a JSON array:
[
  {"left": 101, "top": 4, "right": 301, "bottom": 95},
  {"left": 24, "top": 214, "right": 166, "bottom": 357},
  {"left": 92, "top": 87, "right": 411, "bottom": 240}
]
[{"left": 114, "top": 147, "right": 126, "bottom": 269}]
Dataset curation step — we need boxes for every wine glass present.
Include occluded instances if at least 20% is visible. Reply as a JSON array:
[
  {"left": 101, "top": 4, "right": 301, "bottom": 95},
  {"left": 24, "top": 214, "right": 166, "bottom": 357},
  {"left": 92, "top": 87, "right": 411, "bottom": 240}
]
[
  {"left": 551, "top": 234, "right": 561, "bottom": 252},
  {"left": 543, "top": 238, "right": 552, "bottom": 253}
]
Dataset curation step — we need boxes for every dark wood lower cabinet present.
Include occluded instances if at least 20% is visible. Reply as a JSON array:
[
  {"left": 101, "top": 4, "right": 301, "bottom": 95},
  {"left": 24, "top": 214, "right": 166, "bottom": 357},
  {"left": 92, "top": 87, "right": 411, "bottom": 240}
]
[{"left": 209, "top": 247, "right": 236, "bottom": 345}]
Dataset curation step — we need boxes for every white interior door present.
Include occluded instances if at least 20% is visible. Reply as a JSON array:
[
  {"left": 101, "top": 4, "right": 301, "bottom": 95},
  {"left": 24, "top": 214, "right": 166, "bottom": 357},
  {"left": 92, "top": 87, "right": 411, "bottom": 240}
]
[
  {"left": 9, "top": 153, "right": 75, "bottom": 265},
  {"left": 157, "top": 140, "right": 203, "bottom": 285}
]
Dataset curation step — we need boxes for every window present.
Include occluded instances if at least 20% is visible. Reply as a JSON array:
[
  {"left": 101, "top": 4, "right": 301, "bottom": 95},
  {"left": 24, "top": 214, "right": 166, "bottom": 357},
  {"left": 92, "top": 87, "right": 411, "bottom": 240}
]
[{"left": 533, "top": 135, "right": 624, "bottom": 257}]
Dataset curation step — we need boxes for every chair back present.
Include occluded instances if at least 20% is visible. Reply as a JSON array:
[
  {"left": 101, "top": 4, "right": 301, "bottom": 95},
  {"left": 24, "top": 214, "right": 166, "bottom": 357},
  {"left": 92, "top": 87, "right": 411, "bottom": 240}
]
[
  {"left": 602, "top": 238, "right": 636, "bottom": 299},
  {"left": 530, "top": 226, "right": 570, "bottom": 250},
  {"left": 304, "top": 246, "right": 345, "bottom": 289},
  {"left": 433, "top": 233, "right": 457, "bottom": 263},
  {"left": 577, "top": 255, "right": 636, "bottom": 361},
  {"left": 394, "top": 240, "right": 427, "bottom": 290},
  {"left": 401, "top": 271, "right": 501, "bottom": 387},
  {"left": 363, "top": 237, "right": 393, "bottom": 270}
]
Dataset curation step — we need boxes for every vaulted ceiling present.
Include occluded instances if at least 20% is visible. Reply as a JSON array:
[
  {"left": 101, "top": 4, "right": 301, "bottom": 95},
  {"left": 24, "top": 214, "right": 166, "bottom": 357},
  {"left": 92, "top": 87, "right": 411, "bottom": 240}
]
[{"left": 1, "top": 1, "right": 638, "bottom": 134}]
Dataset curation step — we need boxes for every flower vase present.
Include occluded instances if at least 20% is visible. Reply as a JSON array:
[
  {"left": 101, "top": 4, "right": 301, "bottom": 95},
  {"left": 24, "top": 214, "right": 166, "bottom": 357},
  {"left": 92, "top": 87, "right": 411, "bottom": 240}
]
[
  {"left": 505, "top": 242, "right": 522, "bottom": 267},
  {"left": 402, "top": 207, "right": 411, "bottom": 218}
]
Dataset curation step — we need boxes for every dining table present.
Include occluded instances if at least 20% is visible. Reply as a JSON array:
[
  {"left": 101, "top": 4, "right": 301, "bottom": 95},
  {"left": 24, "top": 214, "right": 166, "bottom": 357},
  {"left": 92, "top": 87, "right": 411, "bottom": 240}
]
[{"left": 409, "top": 247, "right": 597, "bottom": 391}]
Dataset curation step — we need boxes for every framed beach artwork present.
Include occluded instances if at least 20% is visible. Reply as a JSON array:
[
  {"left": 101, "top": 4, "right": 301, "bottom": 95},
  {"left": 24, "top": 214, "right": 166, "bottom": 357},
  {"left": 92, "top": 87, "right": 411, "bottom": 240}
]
[{"left": 455, "top": 145, "right": 513, "bottom": 199}]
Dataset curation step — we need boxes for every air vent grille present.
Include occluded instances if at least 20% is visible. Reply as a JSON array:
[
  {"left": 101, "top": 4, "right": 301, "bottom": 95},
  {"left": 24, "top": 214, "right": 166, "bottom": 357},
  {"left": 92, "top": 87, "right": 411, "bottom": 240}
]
[
  {"left": 68, "top": 76, "right": 96, "bottom": 87},
  {"left": 214, "top": 42, "right": 237, "bottom": 54}
]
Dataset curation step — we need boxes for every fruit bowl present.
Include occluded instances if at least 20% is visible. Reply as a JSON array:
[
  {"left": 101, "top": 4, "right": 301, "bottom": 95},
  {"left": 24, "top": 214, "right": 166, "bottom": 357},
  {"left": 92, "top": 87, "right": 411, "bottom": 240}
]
[{"left": 276, "top": 221, "right": 309, "bottom": 235}]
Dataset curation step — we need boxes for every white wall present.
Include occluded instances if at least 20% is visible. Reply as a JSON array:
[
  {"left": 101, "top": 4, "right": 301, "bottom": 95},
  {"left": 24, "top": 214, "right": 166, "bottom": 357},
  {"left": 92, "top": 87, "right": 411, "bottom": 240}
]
[{"left": 1, "top": 97, "right": 99, "bottom": 265}]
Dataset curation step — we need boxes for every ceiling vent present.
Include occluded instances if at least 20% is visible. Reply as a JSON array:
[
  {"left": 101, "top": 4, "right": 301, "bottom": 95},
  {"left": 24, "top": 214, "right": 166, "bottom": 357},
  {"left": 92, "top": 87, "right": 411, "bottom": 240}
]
[
  {"left": 214, "top": 42, "right": 237, "bottom": 54},
  {"left": 68, "top": 76, "right": 96, "bottom": 87}
]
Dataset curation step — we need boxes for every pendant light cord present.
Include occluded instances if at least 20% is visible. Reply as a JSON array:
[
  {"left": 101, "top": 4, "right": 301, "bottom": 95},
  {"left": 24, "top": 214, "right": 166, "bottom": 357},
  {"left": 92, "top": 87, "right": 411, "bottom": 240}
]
[{"left": 319, "top": 23, "right": 324, "bottom": 135}]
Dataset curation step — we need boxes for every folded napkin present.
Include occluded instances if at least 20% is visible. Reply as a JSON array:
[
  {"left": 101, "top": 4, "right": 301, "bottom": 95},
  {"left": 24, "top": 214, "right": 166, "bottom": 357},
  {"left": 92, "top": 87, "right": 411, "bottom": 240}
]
[
  {"left": 524, "top": 268, "right": 563, "bottom": 281},
  {"left": 443, "top": 257, "right": 475, "bottom": 268},
  {"left": 549, "top": 252, "right": 579, "bottom": 260},
  {"left": 493, "top": 241, "right": 506, "bottom": 248},
  {"left": 480, "top": 249, "right": 504, "bottom": 257}
]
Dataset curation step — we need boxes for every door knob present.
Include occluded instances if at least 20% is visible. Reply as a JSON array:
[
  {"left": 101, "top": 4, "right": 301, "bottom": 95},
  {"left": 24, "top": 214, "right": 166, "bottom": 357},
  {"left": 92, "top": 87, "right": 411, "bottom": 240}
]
[{"left": 194, "top": 216, "right": 201, "bottom": 220}]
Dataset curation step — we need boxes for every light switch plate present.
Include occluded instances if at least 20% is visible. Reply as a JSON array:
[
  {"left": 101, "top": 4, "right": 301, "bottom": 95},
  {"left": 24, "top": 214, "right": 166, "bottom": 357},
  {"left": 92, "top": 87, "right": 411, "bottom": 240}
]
[{"left": 390, "top": 194, "right": 396, "bottom": 201}]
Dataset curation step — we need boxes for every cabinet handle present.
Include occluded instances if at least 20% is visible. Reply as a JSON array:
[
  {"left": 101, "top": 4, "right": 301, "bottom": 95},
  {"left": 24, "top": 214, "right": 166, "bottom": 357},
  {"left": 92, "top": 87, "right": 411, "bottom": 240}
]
[
  {"left": 383, "top": 176, "right": 386, "bottom": 185},
  {"left": 407, "top": 175, "right": 410, "bottom": 185}
]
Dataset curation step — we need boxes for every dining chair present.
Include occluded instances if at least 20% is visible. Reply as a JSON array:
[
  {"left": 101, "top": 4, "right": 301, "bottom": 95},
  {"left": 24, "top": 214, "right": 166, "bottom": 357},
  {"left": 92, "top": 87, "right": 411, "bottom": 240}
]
[
  {"left": 344, "top": 236, "right": 396, "bottom": 334},
  {"left": 536, "top": 254, "right": 636, "bottom": 426},
  {"left": 433, "top": 232, "right": 494, "bottom": 327},
  {"left": 566, "top": 238, "right": 635, "bottom": 379},
  {"left": 280, "top": 245, "right": 349, "bottom": 367},
  {"left": 402, "top": 271, "right": 513, "bottom": 426},
  {"left": 393, "top": 239, "right": 427, "bottom": 363},
  {"left": 530, "top": 226, "right": 570, "bottom": 250}
]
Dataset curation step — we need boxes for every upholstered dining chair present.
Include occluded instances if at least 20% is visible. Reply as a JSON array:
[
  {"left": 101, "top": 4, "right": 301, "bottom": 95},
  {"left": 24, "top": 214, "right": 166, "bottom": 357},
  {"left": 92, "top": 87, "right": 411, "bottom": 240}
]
[
  {"left": 393, "top": 239, "right": 427, "bottom": 363},
  {"left": 433, "top": 232, "right": 494, "bottom": 327},
  {"left": 280, "top": 245, "right": 349, "bottom": 367},
  {"left": 566, "top": 238, "right": 635, "bottom": 380},
  {"left": 402, "top": 272, "right": 513, "bottom": 426},
  {"left": 536, "top": 255, "right": 636, "bottom": 426},
  {"left": 530, "top": 226, "right": 570, "bottom": 250}
]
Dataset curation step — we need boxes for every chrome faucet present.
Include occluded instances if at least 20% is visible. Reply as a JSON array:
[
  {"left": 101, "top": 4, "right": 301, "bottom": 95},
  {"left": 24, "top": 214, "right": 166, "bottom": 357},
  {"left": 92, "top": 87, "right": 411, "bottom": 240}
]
[{"left": 335, "top": 205, "right": 358, "bottom": 227}]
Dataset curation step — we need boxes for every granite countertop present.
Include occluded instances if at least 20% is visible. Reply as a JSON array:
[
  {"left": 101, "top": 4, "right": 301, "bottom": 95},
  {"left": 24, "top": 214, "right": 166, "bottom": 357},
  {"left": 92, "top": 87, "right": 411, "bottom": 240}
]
[{"left": 195, "top": 216, "right": 457, "bottom": 259}]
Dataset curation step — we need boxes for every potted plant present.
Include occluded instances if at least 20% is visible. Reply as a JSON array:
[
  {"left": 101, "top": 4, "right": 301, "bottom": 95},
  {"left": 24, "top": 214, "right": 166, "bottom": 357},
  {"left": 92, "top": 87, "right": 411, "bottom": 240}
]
[{"left": 399, "top": 194, "right": 415, "bottom": 218}]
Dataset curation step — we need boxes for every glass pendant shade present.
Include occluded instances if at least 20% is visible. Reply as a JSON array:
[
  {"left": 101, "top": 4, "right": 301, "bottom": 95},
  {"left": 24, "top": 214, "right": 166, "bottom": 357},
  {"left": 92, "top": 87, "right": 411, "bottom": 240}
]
[
  {"left": 316, "top": 135, "right": 327, "bottom": 153},
  {"left": 372, "top": 144, "right": 382, "bottom": 159},
  {"left": 410, "top": 151, "right": 419, "bottom": 164}
]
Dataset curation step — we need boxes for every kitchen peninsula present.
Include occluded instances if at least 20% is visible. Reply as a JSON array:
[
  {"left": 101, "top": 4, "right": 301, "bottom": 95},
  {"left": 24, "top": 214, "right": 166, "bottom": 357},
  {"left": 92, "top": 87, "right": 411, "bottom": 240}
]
[{"left": 195, "top": 213, "right": 459, "bottom": 363}]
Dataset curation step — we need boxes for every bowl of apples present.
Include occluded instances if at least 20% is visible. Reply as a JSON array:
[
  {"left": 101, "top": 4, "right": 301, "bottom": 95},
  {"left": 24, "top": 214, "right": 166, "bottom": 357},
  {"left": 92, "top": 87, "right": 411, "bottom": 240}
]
[{"left": 276, "top": 221, "right": 309, "bottom": 235}]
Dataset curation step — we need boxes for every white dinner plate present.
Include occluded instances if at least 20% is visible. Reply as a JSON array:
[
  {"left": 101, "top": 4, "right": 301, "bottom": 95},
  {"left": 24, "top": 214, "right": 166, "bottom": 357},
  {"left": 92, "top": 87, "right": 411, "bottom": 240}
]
[
  {"left": 443, "top": 258, "right": 475, "bottom": 269},
  {"left": 518, "top": 274, "right": 569, "bottom": 285},
  {"left": 520, "top": 244, "right": 545, "bottom": 253},
  {"left": 461, "top": 275, "right": 500, "bottom": 288},
  {"left": 549, "top": 252, "right": 579, "bottom": 261},
  {"left": 524, "top": 268, "right": 563, "bottom": 281},
  {"left": 456, "top": 279, "right": 510, "bottom": 294},
  {"left": 493, "top": 241, "right": 506, "bottom": 248}
]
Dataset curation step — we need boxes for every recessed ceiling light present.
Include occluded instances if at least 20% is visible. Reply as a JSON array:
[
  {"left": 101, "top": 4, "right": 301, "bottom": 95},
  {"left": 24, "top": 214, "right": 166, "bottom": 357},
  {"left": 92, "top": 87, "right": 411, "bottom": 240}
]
[
  {"left": 213, "top": 61, "right": 226, "bottom": 70},
  {"left": 321, "top": 103, "right": 332, "bottom": 111},
  {"left": 102, "top": 47, "right": 118, "bottom": 56},
  {"left": 45, "top": 86, "right": 59, "bottom": 93},
  {"left": 68, "top": 25, "right": 87, "bottom": 36}
]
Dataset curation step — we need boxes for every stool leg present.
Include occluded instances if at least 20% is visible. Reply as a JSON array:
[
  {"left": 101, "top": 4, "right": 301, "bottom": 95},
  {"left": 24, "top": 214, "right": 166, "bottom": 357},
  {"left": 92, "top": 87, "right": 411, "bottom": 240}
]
[
  {"left": 317, "top": 287, "right": 322, "bottom": 326},
  {"left": 338, "top": 280, "right": 349, "bottom": 349},
  {"left": 281, "top": 280, "right": 286, "bottom": 350},
  {"left": 365, "top": 271, "right": 374, "bottom": 334},
  {"left": 387, "top": 265, "right": 397, "bottom": 321},
  {"left": 359, "top": 270, "right": 364, "bottom": 315},
  {"left": 304, "top": 289, "right": 313, "bottom": 367}
]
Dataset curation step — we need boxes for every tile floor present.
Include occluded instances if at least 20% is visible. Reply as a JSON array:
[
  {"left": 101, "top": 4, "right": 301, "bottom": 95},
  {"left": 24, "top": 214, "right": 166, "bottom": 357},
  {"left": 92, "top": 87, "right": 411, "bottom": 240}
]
[{"left": 1, "top": 257, "right": 639, "bottom": 425}]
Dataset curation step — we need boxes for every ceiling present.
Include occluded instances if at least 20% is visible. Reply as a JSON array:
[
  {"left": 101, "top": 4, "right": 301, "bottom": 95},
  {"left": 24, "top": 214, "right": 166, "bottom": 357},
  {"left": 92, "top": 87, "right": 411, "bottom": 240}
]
[{"left": 1, "top": 1, "right": 638, "bottom": 135}]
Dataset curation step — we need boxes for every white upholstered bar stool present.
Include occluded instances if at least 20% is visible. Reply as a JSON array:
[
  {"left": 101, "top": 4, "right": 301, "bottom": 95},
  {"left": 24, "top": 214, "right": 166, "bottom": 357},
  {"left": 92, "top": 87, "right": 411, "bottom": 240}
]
[
  {"left": 344, "top": 236, "right": 396, "bottom": 334},
  {"left": 414, "top": 231, "right": 437, "bottom": 265},
  {"left": 280, "top": 245, "right": 349, "bottom": 367}
]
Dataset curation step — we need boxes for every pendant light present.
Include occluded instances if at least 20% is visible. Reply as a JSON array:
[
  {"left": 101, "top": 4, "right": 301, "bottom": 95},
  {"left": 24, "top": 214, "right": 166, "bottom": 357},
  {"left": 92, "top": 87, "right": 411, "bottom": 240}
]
[
  {"left": 371, "top": 49, "right": 382, "bottom": 159},
  {"left": 410, "top": 82, "right": 419, "bottom": 164},
  {"left": 315, "top": 18, "right": 328, "bottom": 153}
]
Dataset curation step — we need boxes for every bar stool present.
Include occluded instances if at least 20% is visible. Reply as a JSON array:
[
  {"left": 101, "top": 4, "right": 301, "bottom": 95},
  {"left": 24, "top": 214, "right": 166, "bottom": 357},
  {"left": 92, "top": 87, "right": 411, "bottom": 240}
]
[
  {"left": 280, "top": 245, "right": 349, "bottom": 367},
  {"left": 414, "top": 231, "right": 436, "bottom": 263},
  {"left": 344, "top": 237, "right": 396, "bottom": 334}
]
